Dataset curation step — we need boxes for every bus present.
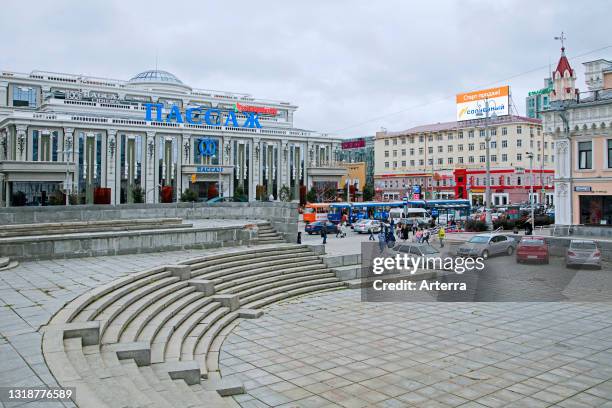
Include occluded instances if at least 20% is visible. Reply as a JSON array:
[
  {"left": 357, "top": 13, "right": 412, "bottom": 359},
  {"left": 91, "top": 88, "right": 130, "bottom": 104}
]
[
  {"left": 328, "top": 202, "right": 352, "bottom": 224},
  {"left": 303, "top": 203, "right": 331, "bottom": 224},
  {"left": 404, "top": 199, "right": 471, "bottom": 225},
  {"left": 351, "top": 201, "right": 405, "bottom": 222}
]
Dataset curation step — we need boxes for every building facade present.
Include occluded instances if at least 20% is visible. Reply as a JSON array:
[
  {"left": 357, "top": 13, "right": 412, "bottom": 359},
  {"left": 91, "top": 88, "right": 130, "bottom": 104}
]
[
  {"left": 543, "top": 50, "right": 612, "bottom": 226},
  {"left": 0, "top": 69, "right": 346, "bottom": 206},
  {"left": 338, "top": 136, "right": 375, "bottom": 187},
  {"left": 374, "top": 116, "right": 555, "bottom": 205},
  {"left": 526, "top": 78, "right": 553, "bottom": 119}
]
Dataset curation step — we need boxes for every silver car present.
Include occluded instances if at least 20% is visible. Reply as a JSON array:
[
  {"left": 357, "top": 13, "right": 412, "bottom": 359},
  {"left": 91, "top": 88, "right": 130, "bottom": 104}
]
[
  {"left": 392, "top": 243, "right": 447, "bottom": 270},
  {"left": 456, "top": 233, "right": 516, "bottom": 259},
  {"left": 354, "top": 219, "right": 382, "bottom": 234},
  {"left": 566, "top": 240, "right": 601, "bottom": 269}
]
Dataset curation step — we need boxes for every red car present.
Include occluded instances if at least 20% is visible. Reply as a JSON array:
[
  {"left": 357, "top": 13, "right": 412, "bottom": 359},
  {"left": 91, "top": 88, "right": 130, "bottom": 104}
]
[{"left": 516, "top": 237, "right": 549, "bottom": 264}]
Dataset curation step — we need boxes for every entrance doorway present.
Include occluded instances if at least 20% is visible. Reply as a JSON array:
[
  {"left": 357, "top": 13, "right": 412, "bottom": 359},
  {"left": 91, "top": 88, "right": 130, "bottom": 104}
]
[{"left": 192, "top": 181, "right": 219, "bottom": 201}]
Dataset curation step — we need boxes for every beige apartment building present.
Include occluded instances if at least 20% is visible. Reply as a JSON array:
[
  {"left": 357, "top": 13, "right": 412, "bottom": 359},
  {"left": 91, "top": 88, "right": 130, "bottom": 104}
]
[{"left": 374, "top": 115, "right": 555, "bottom": 206}]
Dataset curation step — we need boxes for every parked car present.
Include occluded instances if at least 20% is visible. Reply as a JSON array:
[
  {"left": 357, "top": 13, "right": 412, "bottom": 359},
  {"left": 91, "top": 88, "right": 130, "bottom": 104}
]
[
  {"left": 353, "top": 219, "right": 382, "bottom": 234},
  {"left": 456, "top": 233, "right": 516, "bottom": 259},
  {"left": 206, "top": 196, "right": 247, "bottom": 203},
  {"left": 566, "top": 240, "right": 601, "bottom": 269},
  {"left": 305, "top": 221, "right": 339, "bottom": 235},
  {"left": 516, "top": 237, "right": 549, "bottom": 264},
  {"left": 392, "top": 243, "right": 443, "bottom": 267}
]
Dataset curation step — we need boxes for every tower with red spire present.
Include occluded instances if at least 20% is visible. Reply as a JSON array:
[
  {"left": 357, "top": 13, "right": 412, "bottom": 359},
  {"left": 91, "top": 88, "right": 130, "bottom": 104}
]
[{"left": 550, "top": 45, "right": 579, "bottom": 103}]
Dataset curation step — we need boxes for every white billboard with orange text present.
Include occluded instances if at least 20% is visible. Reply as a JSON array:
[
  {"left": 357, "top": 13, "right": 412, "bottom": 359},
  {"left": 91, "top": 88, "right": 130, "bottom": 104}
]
[{"left": 456, "top": 86, "right": 510, "bottom": 121}]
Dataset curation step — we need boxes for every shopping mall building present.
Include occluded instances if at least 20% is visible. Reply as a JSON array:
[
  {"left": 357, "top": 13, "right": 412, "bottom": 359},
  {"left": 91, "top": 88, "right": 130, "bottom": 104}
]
[
  {"left": 374, "top": 115, "right": 555, "bottom": 206},
  {"left": 0, "top": 69, "right": 346, "bottom": 206}
]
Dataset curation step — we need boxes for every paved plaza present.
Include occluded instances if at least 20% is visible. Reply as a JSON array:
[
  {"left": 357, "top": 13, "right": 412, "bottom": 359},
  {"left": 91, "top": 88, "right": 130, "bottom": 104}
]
[{"left": 222, "top": 291, "right": 612, "bottom": 408}]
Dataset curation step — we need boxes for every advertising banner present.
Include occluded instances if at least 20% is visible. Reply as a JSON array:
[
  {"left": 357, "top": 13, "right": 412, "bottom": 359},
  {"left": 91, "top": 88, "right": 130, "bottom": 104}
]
[{"left": 456, "top": 86, "right": 509, "bottom": 121}]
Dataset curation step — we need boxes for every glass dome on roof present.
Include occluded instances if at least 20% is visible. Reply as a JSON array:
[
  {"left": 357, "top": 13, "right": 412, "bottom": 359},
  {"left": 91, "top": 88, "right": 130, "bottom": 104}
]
[{"left": 129, "top": 70, "right": 184, "bottom": 85}]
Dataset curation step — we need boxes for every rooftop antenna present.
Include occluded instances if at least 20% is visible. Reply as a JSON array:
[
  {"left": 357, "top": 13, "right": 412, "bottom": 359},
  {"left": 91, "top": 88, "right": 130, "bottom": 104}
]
[{"left": 554, "top": 31, "right": 567, "bottom": 51}]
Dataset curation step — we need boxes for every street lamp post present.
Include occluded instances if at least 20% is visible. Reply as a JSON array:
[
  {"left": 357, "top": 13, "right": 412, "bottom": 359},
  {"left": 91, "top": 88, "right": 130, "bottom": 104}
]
[
  {"left": 527, "top": 152, "right": 535, "bottom": 231},
  {"left": 477, "top": 99, "right": 497, "bottom": 229}
]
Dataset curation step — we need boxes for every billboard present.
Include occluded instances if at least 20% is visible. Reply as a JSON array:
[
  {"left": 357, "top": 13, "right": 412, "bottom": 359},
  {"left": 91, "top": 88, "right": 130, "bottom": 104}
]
[
  {"left": 456, "top": 86, "right": 509, "bottom": 121},
  {"left": 341, "top": 139, "right": 366, "bottom": 149}
]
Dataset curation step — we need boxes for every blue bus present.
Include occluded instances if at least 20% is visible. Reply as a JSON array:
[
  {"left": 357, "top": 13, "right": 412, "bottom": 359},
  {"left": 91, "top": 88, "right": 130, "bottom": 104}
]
[
  {"left": 328, "top": 202, "right": 352, "bottom": 224},
  {"left": 351, "top": 201, "right": 405, "bottom": 222},
  {"left": 403, "top": 199, "right": 471, "bottom": 224}
]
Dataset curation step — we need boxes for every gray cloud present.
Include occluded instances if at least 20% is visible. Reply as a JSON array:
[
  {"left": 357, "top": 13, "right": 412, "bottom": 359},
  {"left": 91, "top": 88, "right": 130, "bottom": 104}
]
[{"left": 0, "top": 0, "right": 610, "bottom": 136}]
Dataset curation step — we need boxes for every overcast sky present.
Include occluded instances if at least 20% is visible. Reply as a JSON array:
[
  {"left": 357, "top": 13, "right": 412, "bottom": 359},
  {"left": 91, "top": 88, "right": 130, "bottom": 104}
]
[{"left": 1, "top": 1, "right": 610, "bottom": 137}]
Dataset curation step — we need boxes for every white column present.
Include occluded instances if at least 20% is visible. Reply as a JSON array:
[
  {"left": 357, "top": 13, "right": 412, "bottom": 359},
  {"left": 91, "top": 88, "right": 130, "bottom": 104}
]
[
  {"left": 553, "top": 138, "right": 571, "bottom": 225},
  {"left": 146, "top": 131, "right": 156, "bottom": 204},
  {"left": 106, "top": 129, "right": 117, "bottom": 204}
]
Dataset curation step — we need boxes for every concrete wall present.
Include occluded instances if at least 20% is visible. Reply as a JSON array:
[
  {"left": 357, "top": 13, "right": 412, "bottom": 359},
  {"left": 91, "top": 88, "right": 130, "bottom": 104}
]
[
  {"left": 0, "top": 201, "right": 299, "bottom": 243},
  {"left": 0, "top": 225, "right": 257, "bottom": 261}
]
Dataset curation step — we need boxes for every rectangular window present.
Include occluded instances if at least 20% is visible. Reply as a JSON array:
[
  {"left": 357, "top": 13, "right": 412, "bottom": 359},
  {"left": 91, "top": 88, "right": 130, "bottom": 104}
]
[
  {"left": 401, "top": 138, "right": 406, "bottom": 144},
  {"left": 437, "top": 158, "right": 443, "bottom": 165},
  {"left": 437, "top": 135, "right": 443, "bottom": 141},
  {"left": 410, "top": 160, "right": 415, "bottom": 166},
  {"left": 393, "top": 150, "right": 397, "bottom": 157},
  {"left": 480, "top": 142, "right": 485, "bottom": 150},
  {"left": 468, "top": 130, "right": 474, "bottom": 138},
  {"left": 490, "top": 141, "right": 496, "bottom": 148},
  {"left": 491, "top": 128, "right": 497, "bottom": 136},
  {"left": 12, "top": 85, "right": 38, "bottom": 107},
  {"left": 578, "top": 142, "right": 593, "bottom": 169},
  {"left": 385, "top": 140, "right": 389, "bottom": 146},
  {"left": 448, "top": 134, "right": 453, "bottom": 140},
  {"left": 469, "top": 156, "right": 474, "bottom": 163},
  {"left": 419, "top": 159, "right": 424, "bottom": 166},
  {"left": 448, "top": 157, "right": 453, "bottom": 164},
  {"left": 428, "top": 146, "right": 433, "bottom": 154},
  {"left": 458, "top": 131, "right": 464, "bottom": 139},
  {"left": 517, "top": 139, "right": 522, "bottom": 147},
  {"left": 393, "top": 139, "right": 398, "bottom": 145},
  {"left": 491, "top": 154, "right": 497, "bottom": 162},
  {"left": 458, "top": 156, "right": 464, "bottom": 163},
  {"left": 517, "top": 126, "right": 522, "bottom": 134},
  {"left": 384, "top": 151, "right": 389, "bottom": 157},
  {"left": 393, "top": 161, "right": 397, "bottom": 168},
  {"left": 438, "top": 146, "right": 443, "bottom": 153},
  {"left": 401, "top": 160, "right": 406, "bottom": 167},
  {"left": 410, "top": 148, "right": 414, "bottom": 155},
  {"left": 479, "top": 129, "right": 485, "bottom": 137},
  {"left": 419, "top": 136, "right": 424, "bottom": 142},
  {"left": 502, "top": 127, "right": 507, "bottom": 135},
  {"left": 384, "top": 162, "right": 389, "bottom": 168},
  {"left": 458, "top": 144, "right": 463, "bottom": 151},
  {"left": 468, "top": 143, "right": 474, "bottom": 151},
  {"left": 480, "top": 156, "right": 486, "bottom": 163},
  {"left": 448, "top": 145, "right": 453, "bottom": 152},
  {"left": 428, "top": 135, "right": 433, "bottom": 142},
  {"left": 502, "top": 154, "right": 508, "bottom": 162},
  {"left": 419, "top": 148, "right": 424, "bottom": 155},
  {"left": 401, "top": 149, "right": 406, "bottom": 155},
  {"left": 517, "top": 153, "right": 522, "bottom": 161}
]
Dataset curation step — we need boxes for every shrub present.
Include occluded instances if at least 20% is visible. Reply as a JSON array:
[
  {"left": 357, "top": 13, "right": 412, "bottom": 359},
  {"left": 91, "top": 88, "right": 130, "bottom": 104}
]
[
  {"left": 465, "top": 219, "right": 488, "bottom": 232},
  {"left": 234, "top": 185, "right": 247, "bottom": 202},
  {"left": 48, "top": 190, "right": 65, "bottom": 206},
  {"left": 11, "top": 191, "right": 26, "bottom": 206},
  {"left": 306, "top": 187, "right": 317, "bottom": 203},
  {"left": 279, "top": 185, "right": 291, "bottom": 202},
  {"left": 180, "top": 189, "right": 198, "bottom": 202},
  {"left": 132, "top": 186, "right": 144, "bottom": 203}
]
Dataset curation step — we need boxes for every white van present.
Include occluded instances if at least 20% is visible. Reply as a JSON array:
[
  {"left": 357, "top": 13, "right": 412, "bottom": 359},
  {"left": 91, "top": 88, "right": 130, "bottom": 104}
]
[{"left": 389, "top": 208, "right": 432, "bottom": 226}]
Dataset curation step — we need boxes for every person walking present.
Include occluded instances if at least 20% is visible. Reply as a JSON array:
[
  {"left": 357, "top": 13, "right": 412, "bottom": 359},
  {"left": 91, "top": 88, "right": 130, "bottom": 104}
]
[
  {"left": 321, "top": 224, "right": 328, "bottom": 244},
  {"left": 412, "top": 222, "right": 418, "bottom": 237},
  {"left": 386, "top": 225, "right": 396, "bottom": 248},
  {"left": 368, "top": 226, "right": 375, "bottom": 241},
  {"left": 438, "top": 226, "right": 446, "bottom": 248},
  {"left": 525, "top": 218, "right": 533, "bottom": 236},
  {"left": 402, "top": 224, "right": 409, "bottom": 241},
  {"left": 378, "top": 225, "right": 386, "bottom": 253},
  {"left": 423, "top": 228, "right": 430, "bottom": 244},
  {"left": 415, "top": 228, "right": 423, "bottom": 243}
]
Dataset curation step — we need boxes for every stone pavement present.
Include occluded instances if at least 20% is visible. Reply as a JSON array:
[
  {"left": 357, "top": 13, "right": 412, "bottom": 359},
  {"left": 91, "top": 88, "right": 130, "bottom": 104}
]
[
  {"left": 221, "top": 290, "right": 612, "bottom": 408},
  {"left": 0, "top": 244, "right": 263, "bottom": 408}
]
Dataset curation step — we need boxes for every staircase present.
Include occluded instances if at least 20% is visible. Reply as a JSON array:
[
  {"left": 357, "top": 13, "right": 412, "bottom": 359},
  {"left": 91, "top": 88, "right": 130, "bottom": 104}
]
[
  {"left": 250, "top": 222, "right": 285, "bottom": 244},
  {"left": 43, "top": 244, "right": 345, "bottom": 408}
]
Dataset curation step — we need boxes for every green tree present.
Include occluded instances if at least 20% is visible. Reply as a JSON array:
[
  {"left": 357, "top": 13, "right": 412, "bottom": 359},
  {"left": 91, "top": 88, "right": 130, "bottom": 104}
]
[
  {"left": 362, "top": 184, "right": 374, "bottom": 201},
  {"left": 180, "top": 189, "right": 198, "bottom": 202},
  {"left": 306, "top": 186, "right": 317, "bottom": 203}
]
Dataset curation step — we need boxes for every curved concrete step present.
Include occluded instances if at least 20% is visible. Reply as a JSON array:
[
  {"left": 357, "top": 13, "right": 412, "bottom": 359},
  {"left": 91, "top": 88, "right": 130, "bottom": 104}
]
[
  {"left": 185, "top": 245, "right": 306, "bottom": 268},
  {"left": 196, "top": 253, "right": 319, "bottom": 281},
  {"left": 97, "top": 276, "right": 182, "bottom": 338},
  {"left": 120, "top": 286, "right": 198, "bottom": 343},
  {"left": 163, "top": 303, "right": 225, "bottom": 362},
  {"left": 193, "top": 312, "right": 240, "bottom": 378},
  {"left": 149, "top": 297, "right": 216, "bottom": 363},
  {"left": 180, "top": 308, "right": 234, "bottom": 365},
  {"left": 215, "top": 262, "right": 328, "bottom": 292},
  {"left": 102, "top": 280, "right": 189, "bottom": 344},
  {"left": 234, "top": 274, "right": 339, "bottom": 300},
  {"left": 209, "top": 256, "right": 323, "bottom": 285},
  {"left": 242, "top": 281, "right": 345, "bottom": 309},
  {"left": 218, "top": 267, "right": 333, "bottom": 295},
  {"left": 137, "top": 292, "right": 208, "bottom": 345},
  {"left": 72, "top": 269, "right": 172, "bottom": 322},
  {"left": 190, "top": 248, "right": 311, "bottom": 276}
]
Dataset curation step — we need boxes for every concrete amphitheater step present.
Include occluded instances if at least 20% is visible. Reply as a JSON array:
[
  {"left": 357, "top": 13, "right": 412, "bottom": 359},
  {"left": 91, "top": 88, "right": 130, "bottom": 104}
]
[
  {"left": 72, "top": 269, "right": 174, "bottom": 322},
  {"left": 242, "top": 281, "right": 346, "bottom": 309},
  {"left": 190, "top": 311, "right": 240, "bottom": 379},
  {"left": 103, "top": 281, "right": 192, "bottom": 344},
  {"left": 97, "top": 276, "right": 184, "bottom": 338},
  {"left": 119, "top": 285, "right": 199, "bottom": 343},
  {"left": 188, "top": 246, "right": 311, "bottom": 275},
  {"left": 164, "top": 303, "right": 227, "bottom": 362},
  {"left": 208, "top": 256, "right": 324, "bottom": 285},
  {"left": 218, "top": 267, "right": 334, "bottom": 295},
  {"left": 136, "top": 292, "right": 209, "bottom": 345},
  {"left": 149, "top": 297, "right": 218, "bottom": 363},
  {"left": 215, "top": 263, "right": 329, "bottom": 292},
  {"left": 139, "top": 364, "right": 203, "bottom": 408},
  {"left": 239, "top": 277, "right": 344, "bottom": 307},
  {"left": 233, "top": 274, "right": 339, "bottom": 300},
  {"left": 194, "top": 252, "right": 318, "bottom": 281}
]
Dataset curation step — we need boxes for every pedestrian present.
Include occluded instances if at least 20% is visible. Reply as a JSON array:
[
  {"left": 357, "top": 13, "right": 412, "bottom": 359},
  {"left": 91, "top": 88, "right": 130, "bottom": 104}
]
[
  {"left": 412, "top": 222, "right": 418, "bottom": 236},
  {"left": 339, "top": 222, "right": 347, "bottom": 238},
  {"left": 386, "top": 225, "right": 396, "bottom": 248},
  {"left": 321, "top": 224, "right": 328, "bottom": 244},
  {"left": 335, "top": 223, "right": 341, "bottom": 238},
  {"left": 525, "top": 218, "right": 533, "bottom": 236},
  {"left": 438, "top": 226, "right": 446, "bottom": 248},
  {"left": 368, "top": 227, "right": 375, "bottom": 241},
  {"left": 423, "top": 228, "right": 430, "bottom": 244},
  {"left": 377, "top": 226, "right": 386, "bottom": 252},
  {"left": 415, "top": 228, "right": 423, "bottom": 243},
  {"left": 402, "top": 224, "right": 409, "bottom": 241}
]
